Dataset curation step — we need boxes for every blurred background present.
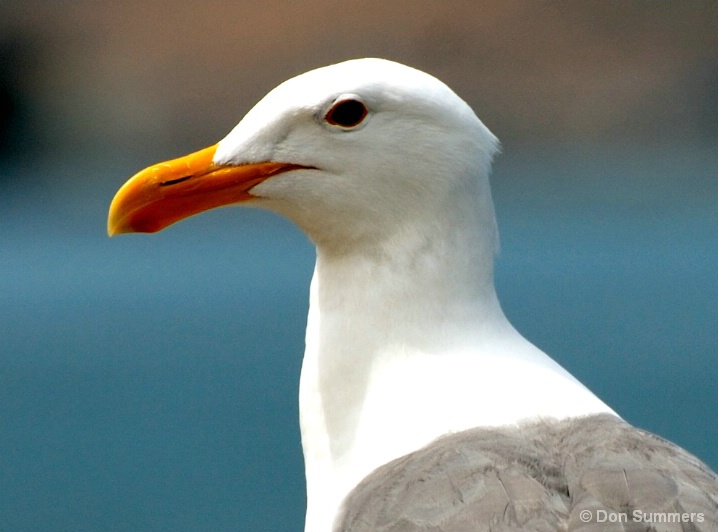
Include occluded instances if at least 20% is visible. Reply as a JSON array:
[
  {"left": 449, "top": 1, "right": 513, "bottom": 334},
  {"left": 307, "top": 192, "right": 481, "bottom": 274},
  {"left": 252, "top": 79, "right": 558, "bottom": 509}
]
[{"left": 1, "top": 2, "right": 716, "bottom": 531}]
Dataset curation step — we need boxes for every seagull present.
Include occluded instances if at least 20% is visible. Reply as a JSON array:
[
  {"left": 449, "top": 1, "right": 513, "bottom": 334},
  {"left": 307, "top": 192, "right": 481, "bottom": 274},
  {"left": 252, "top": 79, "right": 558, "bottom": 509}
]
[{"left": 108, "top": 58, "right": 718, "bottom": 532}]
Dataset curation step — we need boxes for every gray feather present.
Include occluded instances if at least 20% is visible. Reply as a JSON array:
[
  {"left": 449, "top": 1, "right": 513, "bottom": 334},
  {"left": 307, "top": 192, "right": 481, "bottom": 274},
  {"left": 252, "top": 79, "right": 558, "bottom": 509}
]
[{"left": 335, "top": 414, "right": 718, "bottom": 532}]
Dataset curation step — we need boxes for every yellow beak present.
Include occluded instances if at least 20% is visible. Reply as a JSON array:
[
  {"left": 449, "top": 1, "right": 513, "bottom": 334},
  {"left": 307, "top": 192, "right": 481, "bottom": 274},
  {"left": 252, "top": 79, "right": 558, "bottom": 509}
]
[{"left": 107, "top": 144, "right": 307, "bottom": 235}]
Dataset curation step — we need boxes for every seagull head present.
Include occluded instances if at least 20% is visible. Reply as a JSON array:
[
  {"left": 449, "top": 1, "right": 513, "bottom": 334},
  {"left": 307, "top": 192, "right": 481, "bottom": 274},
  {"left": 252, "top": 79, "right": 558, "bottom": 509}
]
[{"left": 108, "top": 58, "right": 499, "bottom": 250}]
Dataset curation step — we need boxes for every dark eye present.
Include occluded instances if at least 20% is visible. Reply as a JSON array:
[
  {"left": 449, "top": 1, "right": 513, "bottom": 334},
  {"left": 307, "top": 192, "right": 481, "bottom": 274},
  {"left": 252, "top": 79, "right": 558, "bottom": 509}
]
[{"left": 325, "top": 99, "right": 368, "bottom": 128}]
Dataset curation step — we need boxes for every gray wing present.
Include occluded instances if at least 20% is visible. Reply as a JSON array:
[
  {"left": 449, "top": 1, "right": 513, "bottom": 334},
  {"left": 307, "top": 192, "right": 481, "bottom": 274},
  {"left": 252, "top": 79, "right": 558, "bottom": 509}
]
[{"left": 335, "top": 414, "right": 718, "bottom": 532}]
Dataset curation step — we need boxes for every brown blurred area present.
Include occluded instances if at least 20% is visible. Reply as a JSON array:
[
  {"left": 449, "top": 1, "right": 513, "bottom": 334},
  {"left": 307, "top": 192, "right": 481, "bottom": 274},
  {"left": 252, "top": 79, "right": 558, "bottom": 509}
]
[{"left": 1, "top": 1, "right": 717, "bottom": 160}]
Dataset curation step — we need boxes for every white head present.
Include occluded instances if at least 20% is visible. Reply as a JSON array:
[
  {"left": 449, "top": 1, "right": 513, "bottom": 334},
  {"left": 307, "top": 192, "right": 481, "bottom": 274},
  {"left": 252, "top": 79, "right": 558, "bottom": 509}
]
[{"left": 109, "top": 58, "right": 499, "bottom": 256}]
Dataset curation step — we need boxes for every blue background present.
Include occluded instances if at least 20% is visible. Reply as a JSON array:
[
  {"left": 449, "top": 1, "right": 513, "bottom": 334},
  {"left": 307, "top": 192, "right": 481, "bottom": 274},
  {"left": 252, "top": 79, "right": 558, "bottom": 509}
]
[
  {"left": 1, "top": 2, "right": 716, "bottom": 530},
  {"left": 1, "top": 143, "right": 716, "bottom": 532}
]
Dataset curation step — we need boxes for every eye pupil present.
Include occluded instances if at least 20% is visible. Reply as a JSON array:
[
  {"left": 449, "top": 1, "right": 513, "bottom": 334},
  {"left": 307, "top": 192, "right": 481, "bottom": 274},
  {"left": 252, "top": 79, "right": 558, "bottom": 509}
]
[{"left": 325, "top": 99, "right": 367, "bottom": 128}]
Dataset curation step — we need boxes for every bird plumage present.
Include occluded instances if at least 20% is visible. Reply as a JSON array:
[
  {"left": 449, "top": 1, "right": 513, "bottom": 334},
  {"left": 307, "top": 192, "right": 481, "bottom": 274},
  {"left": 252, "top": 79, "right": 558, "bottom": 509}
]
[{"left": 108, "top": 58, "right": 718, "bottom": 532}]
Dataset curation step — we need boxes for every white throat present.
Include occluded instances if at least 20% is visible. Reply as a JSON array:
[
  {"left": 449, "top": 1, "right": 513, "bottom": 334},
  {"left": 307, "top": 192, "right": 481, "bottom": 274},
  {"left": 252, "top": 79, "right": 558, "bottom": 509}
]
[{"left": 295, "top": 188, "right": 615, "bottom": 532}]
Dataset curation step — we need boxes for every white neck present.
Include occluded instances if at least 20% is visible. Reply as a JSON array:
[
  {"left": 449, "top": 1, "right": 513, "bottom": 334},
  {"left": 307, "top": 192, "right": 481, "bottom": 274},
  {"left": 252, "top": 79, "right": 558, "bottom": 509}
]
[{"left": 295, "top": 194, "right": 615, "bottom": 532}]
